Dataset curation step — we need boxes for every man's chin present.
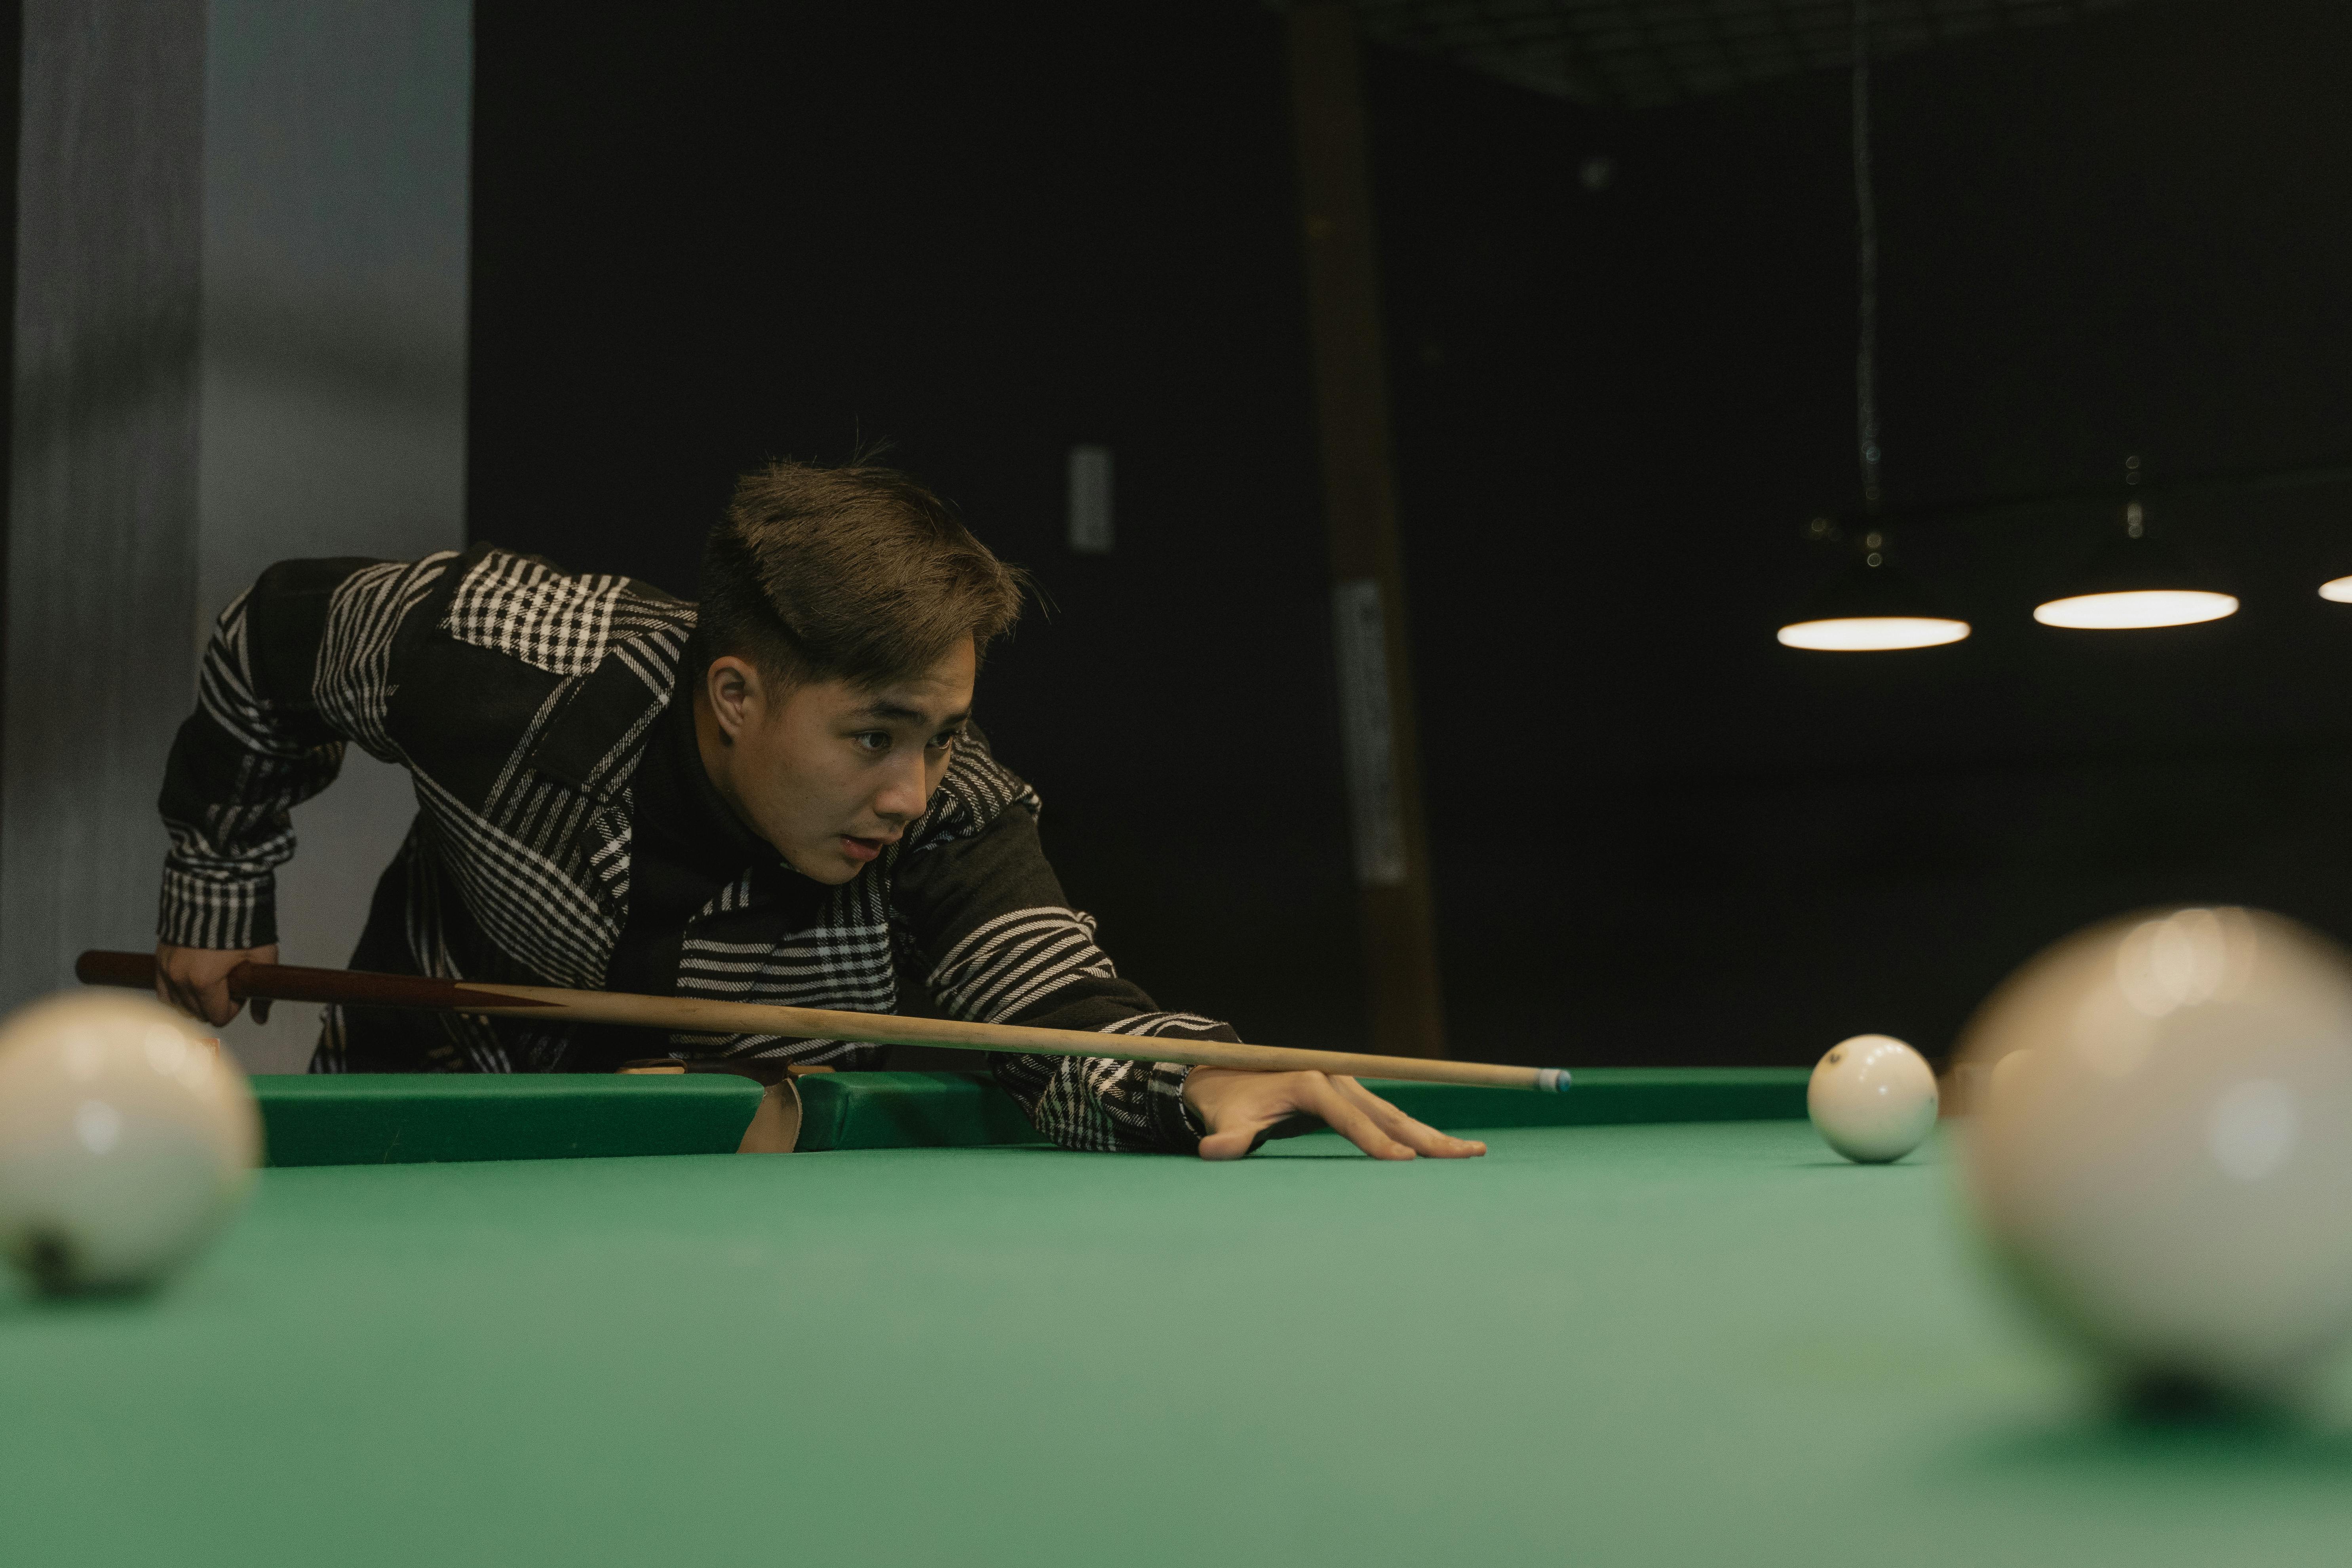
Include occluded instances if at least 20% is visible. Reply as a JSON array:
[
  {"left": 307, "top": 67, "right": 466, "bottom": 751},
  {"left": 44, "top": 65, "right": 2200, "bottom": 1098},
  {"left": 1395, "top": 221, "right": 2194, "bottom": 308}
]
[{"left": 780, "top": 834, "right": 885, "bottom": 884}]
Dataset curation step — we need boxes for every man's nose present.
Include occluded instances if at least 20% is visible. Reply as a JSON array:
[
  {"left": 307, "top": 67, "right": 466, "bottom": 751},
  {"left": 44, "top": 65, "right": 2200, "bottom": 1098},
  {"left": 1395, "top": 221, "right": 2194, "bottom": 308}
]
[{"left": 873, "top": 753, "right": 929, "bottom": 823}]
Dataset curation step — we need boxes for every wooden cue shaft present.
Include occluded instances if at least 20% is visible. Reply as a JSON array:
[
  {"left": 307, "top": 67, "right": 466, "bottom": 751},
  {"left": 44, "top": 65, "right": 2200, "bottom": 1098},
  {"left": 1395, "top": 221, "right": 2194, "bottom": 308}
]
[{"left": 74, "top": 949, "right": 1568, "bottom": 1093}]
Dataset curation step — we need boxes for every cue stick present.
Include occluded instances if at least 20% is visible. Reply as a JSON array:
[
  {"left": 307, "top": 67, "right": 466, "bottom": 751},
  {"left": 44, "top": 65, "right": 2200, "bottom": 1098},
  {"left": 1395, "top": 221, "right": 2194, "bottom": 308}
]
[{"left": 74, "top": 950, "right": 1569, "bottom": 1093}]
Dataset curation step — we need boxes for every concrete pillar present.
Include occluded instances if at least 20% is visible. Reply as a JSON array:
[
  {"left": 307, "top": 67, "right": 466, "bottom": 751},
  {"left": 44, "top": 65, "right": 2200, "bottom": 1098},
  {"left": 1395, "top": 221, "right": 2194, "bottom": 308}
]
[
  {"left": 5, "top": 1, "right": 472, "bottom": 1072},
  {"left": 4, "top": 0, "right": 207, "bottom": 1013}
]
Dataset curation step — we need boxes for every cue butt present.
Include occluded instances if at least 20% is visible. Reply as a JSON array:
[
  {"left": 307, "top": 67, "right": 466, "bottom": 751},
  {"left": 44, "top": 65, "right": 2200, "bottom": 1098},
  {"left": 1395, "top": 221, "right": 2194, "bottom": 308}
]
[{"left": 73, "top": 950, "right": 156, "bottom": 990}]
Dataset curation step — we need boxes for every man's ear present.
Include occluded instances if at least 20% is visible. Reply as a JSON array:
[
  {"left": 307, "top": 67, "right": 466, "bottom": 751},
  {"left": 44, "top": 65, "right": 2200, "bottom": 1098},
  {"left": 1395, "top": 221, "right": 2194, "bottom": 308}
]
[{"left": 704, "top": 656, "right": 762, "bottom": 742}]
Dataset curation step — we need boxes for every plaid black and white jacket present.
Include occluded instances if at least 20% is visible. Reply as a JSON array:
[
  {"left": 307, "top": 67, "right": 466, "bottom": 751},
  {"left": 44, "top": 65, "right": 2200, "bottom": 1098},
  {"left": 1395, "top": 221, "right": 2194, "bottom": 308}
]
[{"left": 157, "top": 546, "right": 1236, "bottom": 1153}]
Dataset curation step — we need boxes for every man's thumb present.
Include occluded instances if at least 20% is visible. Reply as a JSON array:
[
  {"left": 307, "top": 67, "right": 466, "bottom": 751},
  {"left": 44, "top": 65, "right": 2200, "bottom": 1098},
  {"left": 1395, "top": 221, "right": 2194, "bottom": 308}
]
[{"left": 1197, "top": 1123, "right": 1270, "bottom": 1161}]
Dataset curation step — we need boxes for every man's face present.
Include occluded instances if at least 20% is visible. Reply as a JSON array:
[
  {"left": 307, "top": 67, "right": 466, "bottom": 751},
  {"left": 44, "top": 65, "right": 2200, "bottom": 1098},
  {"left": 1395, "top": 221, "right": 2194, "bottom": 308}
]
[{"left": 698, "top": 638, "right": 977, "bottom": 885}]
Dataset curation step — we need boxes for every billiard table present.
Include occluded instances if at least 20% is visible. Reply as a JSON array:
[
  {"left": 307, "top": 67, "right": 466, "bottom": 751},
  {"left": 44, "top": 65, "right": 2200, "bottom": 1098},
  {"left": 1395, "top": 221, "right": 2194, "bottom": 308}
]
[{"left": 4, "top": 1068, "right": 2348, "bottom": 1565}]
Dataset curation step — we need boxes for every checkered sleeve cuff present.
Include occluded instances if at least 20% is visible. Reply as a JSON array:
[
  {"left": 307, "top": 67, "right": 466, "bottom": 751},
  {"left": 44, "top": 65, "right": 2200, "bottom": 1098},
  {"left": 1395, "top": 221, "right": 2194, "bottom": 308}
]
[
  {"left": 158, "top": 863, "right": 277, "bottom": 951},
  {"left": 1149, "top": 1059, "right": 1206, "bottom": 1151},
  {"left": 1086, "top": 1013, "right": 1234, "bottom": 1153}
]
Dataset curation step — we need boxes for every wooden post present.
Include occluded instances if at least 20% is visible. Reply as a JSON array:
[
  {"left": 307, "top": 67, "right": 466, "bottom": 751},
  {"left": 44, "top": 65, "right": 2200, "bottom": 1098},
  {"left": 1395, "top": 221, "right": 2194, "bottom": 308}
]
[{"left": 1287, "top": 3, "right": 1447, "bottom": 1059}]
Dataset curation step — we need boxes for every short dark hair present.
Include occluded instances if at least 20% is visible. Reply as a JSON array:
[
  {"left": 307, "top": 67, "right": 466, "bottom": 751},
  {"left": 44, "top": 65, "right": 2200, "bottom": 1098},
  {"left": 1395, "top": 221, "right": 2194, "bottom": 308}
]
[{"left": 693, "top": 458, "right": 1027, "bottom": 690}]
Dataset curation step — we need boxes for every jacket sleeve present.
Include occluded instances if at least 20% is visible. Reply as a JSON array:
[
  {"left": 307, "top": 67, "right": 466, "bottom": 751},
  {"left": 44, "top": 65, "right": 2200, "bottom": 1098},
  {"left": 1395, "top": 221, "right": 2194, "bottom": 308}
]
[
  {"left": 156, "top": 554, "right": 453, "bottom": 950},
  {"left": 891, "top": 800, "right": 1236, "bottom": 1155}
]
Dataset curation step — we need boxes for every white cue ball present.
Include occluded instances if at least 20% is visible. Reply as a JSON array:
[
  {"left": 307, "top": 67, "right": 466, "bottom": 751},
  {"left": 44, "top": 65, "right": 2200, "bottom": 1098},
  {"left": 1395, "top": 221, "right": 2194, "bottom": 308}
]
[
  {"left": 0, "top": 990, "right": 260, "bottom": 1294},
  {"left": 1808, "top": 1034, "right": 1939, "bottom": 1163},
  {"left": 1958, "top": 907, "right": 2352, "bottom": 1399}
]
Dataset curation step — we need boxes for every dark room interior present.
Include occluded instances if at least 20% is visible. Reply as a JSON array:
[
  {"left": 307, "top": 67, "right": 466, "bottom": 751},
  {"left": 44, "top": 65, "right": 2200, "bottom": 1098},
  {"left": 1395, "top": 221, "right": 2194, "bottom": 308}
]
[{"left": 470, "top": 0, "right": 2352, "bottom": 1066}]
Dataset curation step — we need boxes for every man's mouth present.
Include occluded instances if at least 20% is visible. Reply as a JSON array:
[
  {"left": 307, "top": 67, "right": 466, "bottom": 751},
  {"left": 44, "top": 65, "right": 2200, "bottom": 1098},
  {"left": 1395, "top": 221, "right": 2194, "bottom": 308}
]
[{"left": 839, "top": 834, "right": 895, "bottom": 863}]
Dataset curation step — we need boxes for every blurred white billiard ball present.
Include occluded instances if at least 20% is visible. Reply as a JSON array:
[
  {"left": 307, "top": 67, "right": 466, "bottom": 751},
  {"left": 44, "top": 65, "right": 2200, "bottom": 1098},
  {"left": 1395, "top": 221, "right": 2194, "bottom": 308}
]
[
  {"left": 0, "top": 990, "right": 261, "bottom": 1294},
  {"left": 1958, "top": 907, "right": 2352, "bottom": 1402},
  {"left": 1808, "top": 1034, "right": 1939, "bottom": 1163}
]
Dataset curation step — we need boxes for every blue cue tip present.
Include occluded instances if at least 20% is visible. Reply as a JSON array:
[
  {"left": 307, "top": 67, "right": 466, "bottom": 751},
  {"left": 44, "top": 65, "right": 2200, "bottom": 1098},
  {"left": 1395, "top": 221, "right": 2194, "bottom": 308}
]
[{"left": 1535, "top": 1068, "right": 1571, "bottom": 1093}]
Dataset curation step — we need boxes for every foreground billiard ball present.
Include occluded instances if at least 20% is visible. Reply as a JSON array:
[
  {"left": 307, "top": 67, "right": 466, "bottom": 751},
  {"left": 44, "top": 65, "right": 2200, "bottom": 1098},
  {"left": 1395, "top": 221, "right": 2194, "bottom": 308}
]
[
  {"left": 1808, "top": 1034, "right": 1939, "bottom": 1163},
  {"left": 0, "top": 991, "right": 260, "bottom": 1294},
  {"left": 1958, "top": 907, "right": 2352, "bottom": 1401}
]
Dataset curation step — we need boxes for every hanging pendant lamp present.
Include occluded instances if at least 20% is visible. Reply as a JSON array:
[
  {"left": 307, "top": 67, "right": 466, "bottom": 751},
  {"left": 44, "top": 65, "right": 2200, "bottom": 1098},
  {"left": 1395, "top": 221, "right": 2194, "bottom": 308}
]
[
  {"left": 2312, "top": 509, "right": 2352, "bottom": 601},
  {"left": 2032, "top": 458, "right": 2237, "bottom": 629},
  {"left": 1774, "top": 0, "right": 1970, "bottom": 654},
  {"left": 1778, "top": 527, "right": 1970, "bottom": 650}
]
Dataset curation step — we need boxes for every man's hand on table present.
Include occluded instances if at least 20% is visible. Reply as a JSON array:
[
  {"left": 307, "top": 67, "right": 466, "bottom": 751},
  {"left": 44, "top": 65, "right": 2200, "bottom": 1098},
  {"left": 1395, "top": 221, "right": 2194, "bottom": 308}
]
[
  {"left": 1183, "top": 1066, "right": 1487, "bottom": 1161},
  {"left": 154, "top": 941, "right": 278, "bottom": 1028}
]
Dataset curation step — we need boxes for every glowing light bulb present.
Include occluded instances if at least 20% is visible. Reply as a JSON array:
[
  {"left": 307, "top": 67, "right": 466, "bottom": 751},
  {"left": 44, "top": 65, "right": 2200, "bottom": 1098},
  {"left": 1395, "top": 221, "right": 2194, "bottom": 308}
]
[
  {"left": 2031, "top": 590, "right": 2237, "bottom": 630},
  {"left": 1776, "top": 616, "right": 1971, "bottom": 652}
]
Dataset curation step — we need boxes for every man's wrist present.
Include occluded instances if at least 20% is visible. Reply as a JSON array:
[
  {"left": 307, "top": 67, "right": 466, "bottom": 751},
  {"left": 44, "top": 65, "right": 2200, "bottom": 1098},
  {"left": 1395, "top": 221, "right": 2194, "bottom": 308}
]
[
  {"left": 1173, "top": 1063, "right": 1207, "bottom": 1137},
  {"left": 1155, "top": 1060, "right": 1207, "bottom": 1149}
]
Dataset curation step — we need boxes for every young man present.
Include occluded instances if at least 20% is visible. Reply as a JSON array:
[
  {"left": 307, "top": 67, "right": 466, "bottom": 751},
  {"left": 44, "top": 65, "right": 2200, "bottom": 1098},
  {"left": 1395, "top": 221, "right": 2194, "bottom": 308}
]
[{"left": 153, "top": 460, "right": 1482, "bottom": 1161}]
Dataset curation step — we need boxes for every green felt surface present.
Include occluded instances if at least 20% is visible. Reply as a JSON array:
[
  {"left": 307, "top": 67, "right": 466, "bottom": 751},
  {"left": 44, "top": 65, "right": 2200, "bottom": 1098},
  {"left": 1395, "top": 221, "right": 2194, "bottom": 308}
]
[
  {"left": 8, "top": 1120, "right": 2352, "bottom": 1566},
  {"left": 253, "top": 1074, "right": 764, "bottom": 1165},
  {"left": 1366, "top": 1065, "right": 1810, "bottom": 1129},
  {"left": 795, "top": 1069, "right": 1042, "bottom": 1150},
  {"left": 797, "top": 1066, "right": 1810, "bottom": 1151},
  {"left": 249, "top": 1067, "right": 1810, "bottom": 1165}
]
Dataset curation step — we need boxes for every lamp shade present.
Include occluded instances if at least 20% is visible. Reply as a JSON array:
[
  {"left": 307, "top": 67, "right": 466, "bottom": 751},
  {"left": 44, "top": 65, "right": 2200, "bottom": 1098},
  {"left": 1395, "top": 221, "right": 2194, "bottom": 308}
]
[
  {"left": 2033, "top": 521, "right": 2234, "bottom": 630},
  {"left": 1777, "top": 553, "right": 1970, "bottom": 652}
]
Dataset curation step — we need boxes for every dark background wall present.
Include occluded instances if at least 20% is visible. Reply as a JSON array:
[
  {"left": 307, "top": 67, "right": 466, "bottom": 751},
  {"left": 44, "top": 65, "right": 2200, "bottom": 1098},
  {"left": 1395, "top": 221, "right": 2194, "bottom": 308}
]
[
  {"left": 470, "top": 0, "right": 2352, "bottom": 1066},
  {"left": 468, "top": 2, "right": 1363, "bottom": 1047}
]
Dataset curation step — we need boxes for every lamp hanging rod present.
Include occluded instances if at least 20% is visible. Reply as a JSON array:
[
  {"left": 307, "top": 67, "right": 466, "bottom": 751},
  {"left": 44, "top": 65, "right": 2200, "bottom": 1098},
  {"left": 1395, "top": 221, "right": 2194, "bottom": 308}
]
[
  {"left": 1852, "top": 0, "right": 1881, "bottom": 516},
  {"left": 1802, "top": 459, "right": 2352, "bottom": 534}
]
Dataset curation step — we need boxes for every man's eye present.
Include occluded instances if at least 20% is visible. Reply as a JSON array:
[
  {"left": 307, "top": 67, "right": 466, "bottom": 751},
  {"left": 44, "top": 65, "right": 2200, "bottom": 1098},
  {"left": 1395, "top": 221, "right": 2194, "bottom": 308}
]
[
  {"left": 928, "top": 730, "right": 962, "bottom": 751},
  {"left": 854, "top": 732, "right": 890, "bottom": 753}
]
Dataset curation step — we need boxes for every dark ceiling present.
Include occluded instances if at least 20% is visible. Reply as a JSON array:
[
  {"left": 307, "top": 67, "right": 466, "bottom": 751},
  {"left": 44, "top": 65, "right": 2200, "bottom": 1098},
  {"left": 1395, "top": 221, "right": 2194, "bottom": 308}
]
[{"left": 1328, "top": 0, "right": 2152, "bottom": 106}]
